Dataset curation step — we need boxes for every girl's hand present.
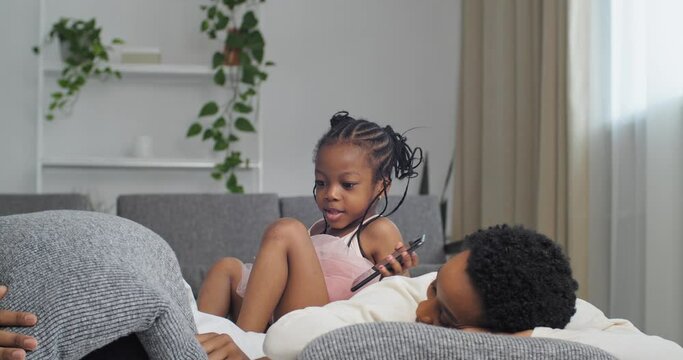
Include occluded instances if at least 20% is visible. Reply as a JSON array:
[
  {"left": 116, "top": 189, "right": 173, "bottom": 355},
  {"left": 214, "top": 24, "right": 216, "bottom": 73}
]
[
  {"left": 196, "top": 332, "right": 248, "bottom": 360},
  {"left": 0, "top": 286, "right": 39, "bottom": 360},
  {"left": 376, "top": 242, "right": 420, "bottom": 277}
]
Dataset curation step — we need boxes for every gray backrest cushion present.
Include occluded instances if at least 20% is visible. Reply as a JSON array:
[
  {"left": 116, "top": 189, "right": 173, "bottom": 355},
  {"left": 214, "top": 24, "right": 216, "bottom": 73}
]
[
  {"left": 300, "top": 322, "right": 617, "bottom": 360},
  {"left": 386, "top": 195, "right": 444, "bottom": 264},
  {"left": 0, "top": 193, "right": 91, "bottom": 216},
  {"left": 117, "top": 193, "right": 280, "bottom": 295},
  {"left": 279, "top": 194, "right": 445, "bottom": 264},
  {"left": 278, "top": 195, "right": 320, "bottom": 227}
]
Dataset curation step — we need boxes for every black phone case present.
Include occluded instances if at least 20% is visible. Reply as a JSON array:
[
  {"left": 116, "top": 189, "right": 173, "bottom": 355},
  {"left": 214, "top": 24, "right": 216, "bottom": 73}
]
[{"left": 350, "top": 234, "right": 426, "bottom": 292}]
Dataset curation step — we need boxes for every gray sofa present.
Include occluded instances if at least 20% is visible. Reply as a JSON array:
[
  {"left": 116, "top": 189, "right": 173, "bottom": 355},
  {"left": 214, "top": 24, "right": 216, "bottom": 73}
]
[
  {"left": 0, "top": 193, "right": 615, "bottom": 359},
  {"left": 116, "top": 193, "right": 447, "bottom": 296}
]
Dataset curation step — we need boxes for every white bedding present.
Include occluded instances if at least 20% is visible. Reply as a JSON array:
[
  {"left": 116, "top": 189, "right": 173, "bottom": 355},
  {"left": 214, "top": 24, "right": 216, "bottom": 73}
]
[{"left": 184, "top": 281, "right": 266, "bottom": 359}]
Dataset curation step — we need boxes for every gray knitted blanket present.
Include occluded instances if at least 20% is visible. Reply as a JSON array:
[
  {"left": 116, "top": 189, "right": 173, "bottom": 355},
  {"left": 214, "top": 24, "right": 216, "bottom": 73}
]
[{"left": 0, "top": 210, "right": 207, "bottom": 360}]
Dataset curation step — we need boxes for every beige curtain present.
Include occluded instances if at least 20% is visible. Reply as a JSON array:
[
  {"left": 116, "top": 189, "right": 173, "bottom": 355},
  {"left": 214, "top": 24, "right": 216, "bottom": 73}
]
[{"left": 453, "top": 0, "right": 589, "bottom": 297}]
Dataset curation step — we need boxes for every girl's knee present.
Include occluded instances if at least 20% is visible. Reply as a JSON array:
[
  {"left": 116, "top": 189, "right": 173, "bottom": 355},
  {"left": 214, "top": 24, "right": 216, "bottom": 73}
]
[
  {"left": 262, "top": 218, "right": 309, "bottom": 245},
  {"left": 209, "top": 257, "right": 243, "bottom": 274}
]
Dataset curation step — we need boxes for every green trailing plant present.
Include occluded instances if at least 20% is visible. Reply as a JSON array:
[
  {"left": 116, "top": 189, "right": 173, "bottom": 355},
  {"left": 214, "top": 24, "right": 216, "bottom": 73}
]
[
  {"left": 187, "top": 0, "right": 273, "bottom": 193},
  {"left": 33, "top": 18, "right": 124, "bottom": 120}
]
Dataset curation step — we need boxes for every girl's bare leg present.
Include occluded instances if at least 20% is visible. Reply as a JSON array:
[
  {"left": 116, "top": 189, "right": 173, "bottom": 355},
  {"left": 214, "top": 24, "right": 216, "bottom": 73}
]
[
  {"left": 197, "top": 257, "right": 245, "bottom": 320},
  {"left": 236, "top": 218, "right": 328, "bottom": 332}
]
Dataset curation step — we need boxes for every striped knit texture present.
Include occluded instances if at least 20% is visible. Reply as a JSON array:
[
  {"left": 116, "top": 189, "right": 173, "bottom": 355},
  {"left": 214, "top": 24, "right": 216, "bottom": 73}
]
[
  {"left": 0, "top": 210, "right": 207, "bottom": 360},
  {"left": 299, "top": 322, "right": 617, "bottom": 360}
]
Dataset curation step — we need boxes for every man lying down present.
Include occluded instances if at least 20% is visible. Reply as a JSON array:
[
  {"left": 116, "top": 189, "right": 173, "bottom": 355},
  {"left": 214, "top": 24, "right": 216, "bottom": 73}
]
[{"left": 193, "top": 225, "right": 682, "bottom": 359}]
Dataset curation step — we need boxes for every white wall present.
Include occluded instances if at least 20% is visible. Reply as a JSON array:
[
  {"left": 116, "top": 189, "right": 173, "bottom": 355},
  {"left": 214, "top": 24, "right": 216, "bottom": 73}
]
[
  {"left": 0, "top": 0, "right": 39, "bottom": 192},
  {"left": 259, "top": 1, "right": 460, "bottom": 198},
  {"left": 0, "top": 0, "right": 460, "bottom": 215}
]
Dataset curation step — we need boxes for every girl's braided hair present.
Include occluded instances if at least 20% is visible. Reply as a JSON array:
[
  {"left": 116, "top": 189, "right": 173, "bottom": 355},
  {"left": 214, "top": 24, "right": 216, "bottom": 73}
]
[{"left": 313, "top": 111, "right": 423, "bottom": 244}]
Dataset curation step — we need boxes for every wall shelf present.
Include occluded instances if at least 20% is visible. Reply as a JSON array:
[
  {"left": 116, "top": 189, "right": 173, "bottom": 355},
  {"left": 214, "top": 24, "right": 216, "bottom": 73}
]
[
  {"left": 42, "top": 156, "right": 260, "bottom": 170},
  {"left": 44, "top": 63, "right": 215, "bottom": 76},
  {"left": 35, "top": 0, "right": 264, "bottom": 204}
]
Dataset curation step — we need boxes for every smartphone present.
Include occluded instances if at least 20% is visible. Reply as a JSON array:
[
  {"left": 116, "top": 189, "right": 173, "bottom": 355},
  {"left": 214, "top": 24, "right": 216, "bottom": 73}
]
[{"left": 350, "top": 234, "right": 426, "bottom": 292}]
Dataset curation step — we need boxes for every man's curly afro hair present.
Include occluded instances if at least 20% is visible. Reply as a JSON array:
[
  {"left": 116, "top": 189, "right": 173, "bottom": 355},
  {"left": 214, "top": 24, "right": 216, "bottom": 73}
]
[{"left": 463, "top": 224, "right": 578, "bottom": 333}]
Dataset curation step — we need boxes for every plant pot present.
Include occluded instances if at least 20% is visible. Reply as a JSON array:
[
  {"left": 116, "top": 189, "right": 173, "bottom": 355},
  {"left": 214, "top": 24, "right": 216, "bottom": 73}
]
[
  {"left": 223, "top": 45, "right": 240, "bottom": 66},
  {"left": 59, "top": 37, "right": 90, "bottom": 65},
  {"left": 223, "top": 27, "right": 241, "bottom": 66}
]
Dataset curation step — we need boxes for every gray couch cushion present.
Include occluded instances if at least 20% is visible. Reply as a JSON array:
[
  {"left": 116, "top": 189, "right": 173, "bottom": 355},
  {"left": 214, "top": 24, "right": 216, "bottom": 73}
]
[
  {"left": 299, "top": 322, "right": 617, "bottom": 360},
  {"left": 0, "top": 193, "right": 91, "bottom": 216},
  {"left": 278, "top": 195, "right": 321, "bottom": 227},
  {"left": 384, "top": 195, "right": 445, "bottom": 265},
  {"left": 0, "top": 210, "right": 206, "bottom": 360},
  {"left": 279, "top": 195, "right": 446, "bottom": 270},
  {"left": 117, "top": 193, "right": 280, "bottom": 295}
]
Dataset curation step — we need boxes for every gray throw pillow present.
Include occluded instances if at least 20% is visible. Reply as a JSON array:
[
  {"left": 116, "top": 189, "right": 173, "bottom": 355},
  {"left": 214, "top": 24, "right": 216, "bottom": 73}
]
[
  {"left": 300, "top": 322, "right": 617, "bottom": 360},
  {"left": 0, "top": 210, "right": 207, "bottom": 360}
]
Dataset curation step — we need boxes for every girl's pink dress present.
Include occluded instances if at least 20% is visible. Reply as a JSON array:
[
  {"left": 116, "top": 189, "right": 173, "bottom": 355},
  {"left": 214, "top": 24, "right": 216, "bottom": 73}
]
[{"left": 236, "top": 217, "right": 380, "bottom": 301}]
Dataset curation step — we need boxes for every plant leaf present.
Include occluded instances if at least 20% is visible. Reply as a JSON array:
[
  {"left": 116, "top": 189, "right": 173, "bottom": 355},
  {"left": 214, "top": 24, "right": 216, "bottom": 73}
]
[
  {"left": 233, "top": 102, "right": 253, "bottom": 113},
  {"left": 214, "top": 138, "right": 229, "bottom": 151},
  {"left": 226, "top": 151, "right": 242, "bottom": 167},
  {"left": 211, "top": 171, "right": 223, "bottom": 180},
  {"left": 251, "top": 48, "right": 264, "bottom": 63},
  {"left": 241, "top": 64, "right": 257, "bottom": 85},
  {"left": 216, "top": 163, "right": 227, "bottom": 172},
  {"left": 187, "top": 122, "right": 202, "bottom": 137},
  {"left": 244, "top": 31, "right": 265, "bottom": 49},
  {"left": 242, "top": 88, "right": 256, "bottom": 97},
  {"left": 214, "top": 68, "right": 226, "bottom": 86},
  {"left": 212, "top": 52, "right": 224, "bottom": 69},
  {"left": 228, "top": 173, "right": 238, "bottom": 188},
  {"left": 235, "top": 117, "right": 256, "bottom": 132},
  {"left": 240, "top": 11, "right": 258, "bottom": 31},
  {"left": 215, "top": 12, "right": 229, "bottom": 31},
  {"left": 202, "top": 128, "right": 214, "bottom": 140},
  {"left": 229, "top": 183, "right": 245, "bottom": 194},
  {"left": 226, "top": 30, "right": 247, "bottom": 48},
  {"left": 111, "top": 38, "right": 124, "bottom": 45},
  {"left": 239, "top": 51, "right": 251, "bottom": 67},
  {"left": 265, "top": 61, "right": 275, "bottom": 66},
  {"left": 199, "top": 101, "right": 219, "bottom": 117},
  {"left": 227, "top": 172, "right": 238, "bottom": 186},
  {"left": 213, "top": 117, "right": 227, "bottom": 128}
]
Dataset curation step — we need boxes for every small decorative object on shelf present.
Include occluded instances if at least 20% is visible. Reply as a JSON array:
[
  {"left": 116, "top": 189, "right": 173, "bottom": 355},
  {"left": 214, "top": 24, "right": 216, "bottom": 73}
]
[
  {"left": 186, "top": 0, "right": 274, "bottom": 193},
  {"left": 33, "top": 17, "right": 124, "bottom": 120},
  {"left": 120, "top": 47, "right": 162, "bottom": 64}
]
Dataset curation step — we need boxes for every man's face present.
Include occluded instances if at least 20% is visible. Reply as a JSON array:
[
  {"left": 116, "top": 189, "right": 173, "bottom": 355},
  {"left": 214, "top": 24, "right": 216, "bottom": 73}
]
[{"left": 415, "top": 250, "right": 483, "bottom": 329}]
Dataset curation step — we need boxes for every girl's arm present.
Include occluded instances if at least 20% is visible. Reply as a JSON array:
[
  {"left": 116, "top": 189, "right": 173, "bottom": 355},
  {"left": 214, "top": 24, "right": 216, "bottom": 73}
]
[{"left": 361, "top": 218, "right": 419, "bottom": 276}]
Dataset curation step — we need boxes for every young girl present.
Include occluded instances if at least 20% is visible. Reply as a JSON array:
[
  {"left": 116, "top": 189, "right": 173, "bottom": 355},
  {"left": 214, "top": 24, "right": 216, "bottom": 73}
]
[{"left": 197, "top": 111, "right": 423, "bottom": 333}]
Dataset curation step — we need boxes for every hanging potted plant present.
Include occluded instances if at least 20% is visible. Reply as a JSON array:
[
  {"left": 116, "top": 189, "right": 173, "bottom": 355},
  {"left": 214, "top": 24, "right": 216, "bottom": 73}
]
[
  {"left": 33, "top": 18, "right": 124, "bottom": 120},
  {"left": 186, "top": 0, "right": 273, "bottom": 193}
]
